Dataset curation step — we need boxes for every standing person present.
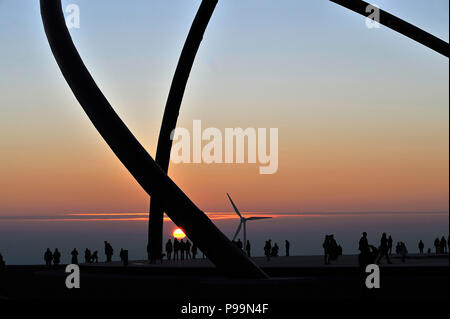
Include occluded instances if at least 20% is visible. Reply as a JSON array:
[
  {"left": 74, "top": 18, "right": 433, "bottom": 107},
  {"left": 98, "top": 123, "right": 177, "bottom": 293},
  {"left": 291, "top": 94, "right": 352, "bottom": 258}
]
[
  {"left": 180, "top": 239, "right": 185, "bottom": 261},
  {"left": 376, "top": 233, "right": 392, "bottom": 264},
  {"left": 44, "top": 248, "right": 53, "bottom": 267},
  {"left": 272, "top": 243, "right": 279, "bottom": 257},
  {"left": 246, "top": 240, "right": 251, "bottom": 258},
  {"left": 165, "top": 239, "right": 173, "bottom": 261},
  {"left": 323, "top": 235, "right": 330, "bottom": 265},
  {"left": 418, "top": 240, "right": 425, "bottom": 254},
  {"left": 359, "top": 232, "right": 369, "bottom": 254},
  {"left": 119, "top": 248, "right": 128, "bottom": 266},
  {"left": 71, "top": 248, "right": 79, "bottom": 265},
  {"left": 92, "top": 251, "right": 99, "bottom": 263},
  {"left": 192, "top": 242, "right": 198, "bottom": 260},
  {"left": 104, "top": 241, "right": 113, "bottom": 262},
  {"left": 434, "top": 238, "right": 440, "bottom": 254},
  {"left": 236, "top": 239, "right": 243, "bottom": 250},
  {"left": 440, "top": 236, "right": 447, "bottom": 254},
  {"left": 53, "top": 248, "right": 61, "bottom": 266},
  {"left": 173, "top": 239, "right": 180, "bottom": 261},
  {"left": 84, "top": 248, "right": 92, "bottom": 264},
  {"left": 0, "top": 253, "right": 5, "bottom": 269},
  {"left": 285, "top": 240, "right": 290, "bottom": 257},
  {"left": 358, "top": 232, "right": 376, "bottom": 268},
  {"left": 399, "top": 242, "right": 408, "bottom": 262},
  {"left": 387, "top": 235, "right": 393, "bottom": 255},
  {"left": 185, "top": 240, "right": 192, "bottom": 259},
  {"left": 264, "top": 240, "right": 272, "bottom": 261}
]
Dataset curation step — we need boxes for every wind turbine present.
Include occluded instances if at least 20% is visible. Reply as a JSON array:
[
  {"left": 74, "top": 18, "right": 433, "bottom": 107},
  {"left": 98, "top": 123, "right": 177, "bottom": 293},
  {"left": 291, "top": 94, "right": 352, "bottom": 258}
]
[{"left": 227, "top": 193, "right": 272, "bottom": 246}]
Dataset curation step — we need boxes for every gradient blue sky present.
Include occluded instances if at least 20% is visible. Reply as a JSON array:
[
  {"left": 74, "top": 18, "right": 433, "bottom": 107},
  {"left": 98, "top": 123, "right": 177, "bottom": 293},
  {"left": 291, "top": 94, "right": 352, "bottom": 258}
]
[{"left": 0, "top": 0, "right": 448, "bottom": 215}]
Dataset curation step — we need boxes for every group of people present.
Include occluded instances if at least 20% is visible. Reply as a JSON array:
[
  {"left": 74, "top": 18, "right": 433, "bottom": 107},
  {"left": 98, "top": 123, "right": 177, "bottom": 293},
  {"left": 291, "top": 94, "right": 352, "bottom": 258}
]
[
  {"left": 2, "top": 233, "right": 449, "bottom": 268},
  {"left": 357, "top": 232, "right": 450, "bottom": 268},
  {"left": 263, "top": 240, "right": 291, "bottom": 261},
  {"left": 41, "top": 241, "right": 113, "bottom": 266},
  {"left": 322, "top": 234, "right": 343, "bottom": 265},
  {"left": 164, "top": 238, "right": 199, "bottom": 262},
  {"left": 433, "top": 236, "right": 448, "bottom": 254},
  {"left": 82, "top": 248, "right": 99, "bottom": 264},
  {"left": 44, "top": 248, "right": 62, "bottom": 266}
]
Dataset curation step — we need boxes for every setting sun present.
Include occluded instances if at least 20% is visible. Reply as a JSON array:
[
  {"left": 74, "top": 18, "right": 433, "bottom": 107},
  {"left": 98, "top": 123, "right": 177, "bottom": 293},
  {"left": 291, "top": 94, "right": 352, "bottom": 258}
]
[{"left": 173, "top": 228, "right": 186, "bottom": 239}]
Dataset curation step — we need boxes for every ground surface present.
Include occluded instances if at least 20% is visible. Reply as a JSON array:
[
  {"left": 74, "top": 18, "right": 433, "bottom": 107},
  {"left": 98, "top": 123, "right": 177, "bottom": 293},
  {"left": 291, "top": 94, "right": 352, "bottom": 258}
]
[{"left": 0, "top": 254, "right": 448, "bottom": 313}]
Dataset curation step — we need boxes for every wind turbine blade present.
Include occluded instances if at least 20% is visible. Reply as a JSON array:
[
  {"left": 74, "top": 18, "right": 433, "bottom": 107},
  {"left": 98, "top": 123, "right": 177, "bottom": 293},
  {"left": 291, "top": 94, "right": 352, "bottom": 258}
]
[
  {"left": 246, "top": 217, "right": 272, "bottom": 221},
  {"left": 232, "top": 222, "right": 243, "bottom": 241},
  {"left": 227, "top": 193, "right": 242, "bottom": 218}
]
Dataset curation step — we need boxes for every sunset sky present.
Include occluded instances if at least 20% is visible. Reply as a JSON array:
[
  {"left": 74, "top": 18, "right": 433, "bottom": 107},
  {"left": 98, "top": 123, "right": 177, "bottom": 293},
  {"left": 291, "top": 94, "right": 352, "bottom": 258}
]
[{"left": 0, "top": 0, "right": 448, "bottom": 216}]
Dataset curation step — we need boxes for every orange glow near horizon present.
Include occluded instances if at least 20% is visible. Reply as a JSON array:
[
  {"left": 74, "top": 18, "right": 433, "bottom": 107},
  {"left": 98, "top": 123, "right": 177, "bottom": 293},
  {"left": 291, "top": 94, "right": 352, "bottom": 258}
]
[{"left": 173, "top": 228, "right": 186, "bottom": 239}]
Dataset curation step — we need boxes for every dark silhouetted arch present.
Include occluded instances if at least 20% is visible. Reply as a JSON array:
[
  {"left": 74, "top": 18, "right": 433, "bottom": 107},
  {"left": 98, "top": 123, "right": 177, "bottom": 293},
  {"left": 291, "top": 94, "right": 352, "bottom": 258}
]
[
  {"left": 148, "top": 0, "right": 218, "bottom": 262},
  {"left": 330, "top": 0, "right": 449, "bottom": 57},
  {"left": 40, "top": 0, "right": 267, "bottom": 279}
]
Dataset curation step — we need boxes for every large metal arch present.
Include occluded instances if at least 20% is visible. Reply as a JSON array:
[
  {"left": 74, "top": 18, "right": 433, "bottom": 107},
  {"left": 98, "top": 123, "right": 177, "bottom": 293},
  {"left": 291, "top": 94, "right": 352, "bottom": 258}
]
[
  {"left": 40, "top": 0, "right": 267, "bottom": 279},
  {"left": 330, "top": 0, "right": 449, "bottom": 57},
  {"left": 148, "top": 0, "right": 218, "bottom": 262},
  {"left": 148, "top": 0, "right": 449, "bottom": 260}
]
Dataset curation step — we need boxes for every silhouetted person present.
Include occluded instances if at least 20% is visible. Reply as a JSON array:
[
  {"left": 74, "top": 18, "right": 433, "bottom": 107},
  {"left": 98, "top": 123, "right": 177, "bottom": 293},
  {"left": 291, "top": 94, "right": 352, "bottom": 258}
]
[
  {"left": 71, "top": 248, "right": 79, "bottom": 265},
  {"left": 440, "top": 236, "right": 447, "bottom": 254},
  {"left": 264, "top": 240, "right": 272, "bottom": 261},
  {"left": 92, "top": 251, "right": 99, "bottom": 263},
  {"left": 174, "top": 239, "right": 180, "bottom": 261},
  {"left": 236, "top": 239, "right": 243, "bottom": 250},
  {"left": 104, "top": 241, "right": 113, "bottom": 262},
  {"left": 376, "top": 233, "right": 392, "bottom": 264},
  {"left": 192, "top": 242, "right": 198, "bottom": 260},
  {"left": 165, "top": 239, "right": 173, "bottom": 261},
  {"left": 434, "top": 238, "right": 440, "bottom": 254},
  {"left": 328, "top": 234, "right": 341, "bottom": 261},
  {"left": 120, "top": 248, "right": 128, "bottom": 266},
  {"left": 418, "top": 240, "right": 424, "bottom": 254},
  {"left": 180, "top": 239, "right": 185, "bottom": 261},
  {"left": 399, "top": 242, "right": 408, "bottom": 262},
  {"left": 246, "top": 240, "right": 251, "bottom": 257},
  {"left": 53, "top": 249, "right": 61, "bottom": 266},
  {"left": 323, "top": 235, "right": 330, "bottom": 265},
  {"left": 271, "top": 243, "right": 279, "bottom": 257},
  {"left": 84, "top": 248, "right": 92, "bottom": 264},
  {"left": 44, "top": 248, "right": 53, "bottom": 267},
  {"left": 0, "top": 253, "right": 5, "bottom": 270},
  {"left": 184, "top": 240, "right": 190, "bottom": 259},
  {"left": 359, "top": 244, "right": 379, "bottom": 269},
  {"left": 359, "top": 232, "right": 369, "bottom": 254},
  {"left": 388, "top": 235, "right": 393, "bottom": 255},
  {"left": 285, "top": 240, "right": 290, "bottom": 257},
  {"left": 395, "top": 242, "right": 401, "bottom": 255}
]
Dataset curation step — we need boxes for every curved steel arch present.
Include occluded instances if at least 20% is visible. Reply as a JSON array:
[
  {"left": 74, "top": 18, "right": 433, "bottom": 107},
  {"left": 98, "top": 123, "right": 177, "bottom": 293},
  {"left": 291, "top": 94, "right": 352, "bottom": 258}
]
[
  {"left": 40, "top": 0, "right": 267, "bottom": 279},
  {"left": 148, "top": 0, "right": 218, "bottom": 262},
  {"left": 330, "top": 0, "right": 449, "bottom": 57}
]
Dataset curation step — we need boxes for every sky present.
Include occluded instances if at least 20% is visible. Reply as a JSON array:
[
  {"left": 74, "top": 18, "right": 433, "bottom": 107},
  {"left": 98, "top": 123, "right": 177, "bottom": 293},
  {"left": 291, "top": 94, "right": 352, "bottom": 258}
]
[{"left": 0, "top": 0, "right": 448, "bottom": 216}]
